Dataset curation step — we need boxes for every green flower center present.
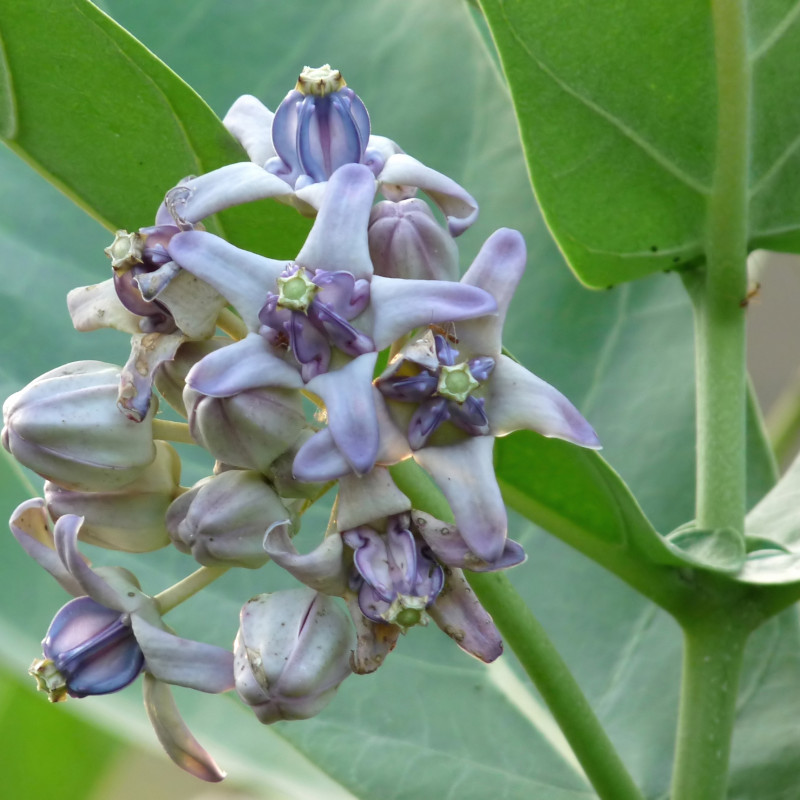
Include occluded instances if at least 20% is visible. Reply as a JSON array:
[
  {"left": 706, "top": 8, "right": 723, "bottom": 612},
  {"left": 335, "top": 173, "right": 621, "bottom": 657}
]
[
  {"left": 277, "top": 268, "right": 319, "bottom": 311},
  {"left": 437, "top": 362, "right": 480, "bottom": 403}
]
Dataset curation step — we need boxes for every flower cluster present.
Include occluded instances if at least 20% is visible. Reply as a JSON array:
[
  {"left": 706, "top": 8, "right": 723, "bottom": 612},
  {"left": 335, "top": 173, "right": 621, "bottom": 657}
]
[{"left": 2, "top": 66, "right": 599, "bottom": 781}]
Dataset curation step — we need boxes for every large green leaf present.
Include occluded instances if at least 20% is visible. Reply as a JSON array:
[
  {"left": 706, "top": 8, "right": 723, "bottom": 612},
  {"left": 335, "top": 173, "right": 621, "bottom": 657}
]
[
  {"left": 0, "top": 1, "right": 795, "bottom": 799},
  {"left": 478, "top": 0, "right": 800, "bottom": 287}
]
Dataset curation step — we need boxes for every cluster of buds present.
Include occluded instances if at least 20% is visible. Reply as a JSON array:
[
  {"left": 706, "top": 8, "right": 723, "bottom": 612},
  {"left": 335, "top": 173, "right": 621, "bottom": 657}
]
[{"left": 2, "top": 66, "right": 599, "bottom": 781}]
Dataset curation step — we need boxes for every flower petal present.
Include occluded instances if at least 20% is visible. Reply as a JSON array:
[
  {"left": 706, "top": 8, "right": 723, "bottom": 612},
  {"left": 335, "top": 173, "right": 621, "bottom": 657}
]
[
  {"left": 143, "top": 674, "right": 226, "bottom": 782},
  {"left": 118, "top": 332, "right": 185, "bottom": 422},
  {"left": 155, "top": 268, "right": 228, "bottom": 340},
  {"left": 263, "top": 521, "right": 349, "bottom": 595},
  {"left": 168, "top": 231, "right": 284, "bottom": 331},
  {"left": 166, "top": 162, "right": 292, "bottom": 224},
  {"left": 489, "top": 356, "right": 601, "bottom": 448},
  {"left": 53, "top": 515, "right": 133, "bottom": 612},
  {"left": 67, "top": 280, "right": 143, "bottom": 335},
  {"left": 295, "top": 163, "right": 376, "bottom": 280},
  {"left": 305, "top": 352, "right": 379, "bottom": 475},
  {"left": 133, "top": 616, "right": 234, "bottom": 693},
  {"left": 9, "top": 499, "right": 83, "bottom": 596},
  {"left": 412, "top": 510, "right": 526, "bottom": 571},
  {"left": 413, "top": 436, "right": 507, "bottom": 563},
  {"left": 428, "top": 567, "right": 503, "bottom": 662},
  {"left": 344, "top": 596, "right": 400, "bottom": 674},
  {"left": 185, "top": 333, "right": 302, "bottom": 397},
  {"left": 378, "top": 153, "right": 478, "bottom": 237},
  {"left": 368, "top": 275, "right": 496, "bottom": 350},
  {"left": 336, "top": 467, "right": 411, "bottom": 531},
  {"left": 457, "top": 228, "right": 527, "bottom": 355},
  {"left": 223, "top": 95, "right": 276, "bottom": 167}
]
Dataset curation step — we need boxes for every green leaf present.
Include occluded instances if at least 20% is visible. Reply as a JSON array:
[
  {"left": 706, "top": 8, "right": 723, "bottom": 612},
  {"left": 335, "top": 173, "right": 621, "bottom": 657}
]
[
  {"left": 0, "top": 662, "right": 121, "bottom": 799},
  {"left": 477, "top": 0, "right": 800, "bottom": 287},
  {"left": 0, "top": 0, "right": 308, "bottom": 256}
]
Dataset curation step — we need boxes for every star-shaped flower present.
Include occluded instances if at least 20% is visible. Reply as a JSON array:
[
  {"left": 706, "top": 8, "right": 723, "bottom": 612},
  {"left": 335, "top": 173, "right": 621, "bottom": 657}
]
[{"left": 167, "top": 163, "right": 496, "bottom": 476}]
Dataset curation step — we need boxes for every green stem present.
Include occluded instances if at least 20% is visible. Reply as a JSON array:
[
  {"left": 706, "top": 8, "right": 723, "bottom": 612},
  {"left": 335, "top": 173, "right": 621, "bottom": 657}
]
[
  {"left": 687, "top": 0, "right": 749, "bottom": 535},
  {"left": 670, "top": 616, "right": 750, "bottom": 800},
  {"left": 467, "top": 571, "right": 645, "bottom": 800},
  {"left": 152, "top": 418, "right": 196, "bottom": 446},
  {"left": 155, "top": 565, "right": 229, "bottom": 614}
]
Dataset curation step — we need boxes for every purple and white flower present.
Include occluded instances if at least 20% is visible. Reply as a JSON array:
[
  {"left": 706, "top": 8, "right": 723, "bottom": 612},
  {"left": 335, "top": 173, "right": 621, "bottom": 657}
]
[
  {"left": 164, "top": 65, "right": 478, "bottom": 236},
  {"left": 292, "top": 229, "right": 601, "bottom": 563},
  {"left": 167, "top": 163, "right": 496, "bottom": 476}
]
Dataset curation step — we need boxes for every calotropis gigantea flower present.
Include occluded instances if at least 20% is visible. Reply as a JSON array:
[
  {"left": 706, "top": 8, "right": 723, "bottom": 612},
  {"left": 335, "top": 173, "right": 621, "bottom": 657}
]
[
  {"left": 166, "top": 163, "right": 496, "bottom": 476},
  {"left": 11, "top": 499, "right": 233, "bottom": 782},
  {"left": 293, "top": 229, "right": 601, "bottom": 563},
  {"left": 234, "top": 588, "right": 354, "bottom": 724},
  {"left": 263, "top": 468, "right": 508, "bottom": 668},
  {"left": 164, "top": 65, "right": 478, "bottom": 236},
  {"left": 67, "top": 203, "right": 226, "bottom": 422}
]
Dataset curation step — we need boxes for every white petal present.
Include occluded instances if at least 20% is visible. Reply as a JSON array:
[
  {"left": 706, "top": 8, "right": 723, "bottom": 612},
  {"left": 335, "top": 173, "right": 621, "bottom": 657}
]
[
  {"left": 67, "top": 280, "right": 142, "bottom": 335},
  {"left": 337, "top": 467, "right": 411, "bottom": 531},
  {"left": 143, "top": 675, "right": 226, "bottom": 782},
  {"left": 489, "top": 356, "right": 601, "bottom": 448},
  {"left": 223, "top": 95, "right": 276, "bottom": 166}
]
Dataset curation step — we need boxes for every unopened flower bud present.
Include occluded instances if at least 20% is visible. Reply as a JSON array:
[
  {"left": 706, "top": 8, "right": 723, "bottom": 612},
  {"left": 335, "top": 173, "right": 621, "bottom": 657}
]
[
  {"left": 2, "top": 361, "right": 156, "bottom": 491},
  {"left": 368, "top": 199, "right": 459, "bottom": 281},
  {"left": 44, "top": 442, "right": 181, "bottom": 552},
  {"left": 184, "top": 384, "right": 306, "bottom": 473},
  {"left": 31, "top": 595, "right": 144, "bottom": 701},
  {"left": 234, "top": 588, "right": 354, "bottom": 723},
  {"left": 166, "top": 470, "right": 291, "bottom": 568},
  {"left": 154, "top": 339, "right": 226, "bottom": 418}
]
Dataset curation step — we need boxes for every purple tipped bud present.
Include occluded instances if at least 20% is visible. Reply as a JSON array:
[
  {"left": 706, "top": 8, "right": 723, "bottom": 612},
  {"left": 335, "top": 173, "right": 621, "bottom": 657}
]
[
  {"left": 368, "top": 199, "right": 459, "bottom": 281},
  {"left": 166, "top": 470, "right": 291, "bottom": 568},
  {"left": 31, "top": 596, "right": 144, "bottom": 701},
  {"left": 266, "top": 65, "right": 371, "bottom": 188},
  {"left": 2, "top": 361, "right": 157, "bottom": 491},
  {"left": 44, "top": 442, "right": 181, "bottom": 553},
  {"left": 234, "top": 588, "right": 354, "bottom": 724}
]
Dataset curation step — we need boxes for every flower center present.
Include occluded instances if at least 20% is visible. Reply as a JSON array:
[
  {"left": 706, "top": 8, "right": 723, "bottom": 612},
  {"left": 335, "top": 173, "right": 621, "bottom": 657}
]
[
  {"left": 29, "top": 657, "right": 68, "bottom": 703},
  {"left": 105, "top": 230, "right": 144, "bottom": 271},
  {"left": 276, "top": 267, "right": 319, "bottom": 311},
  {"left": 437, "top": 362, "right": 480, "bottom": 403},
  {"left": 295, "top": 64, "right": 346, "bottom": 97}
]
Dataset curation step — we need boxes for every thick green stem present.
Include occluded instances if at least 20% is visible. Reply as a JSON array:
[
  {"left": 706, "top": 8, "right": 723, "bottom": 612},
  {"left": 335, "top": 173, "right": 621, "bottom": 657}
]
[
  {"left": 468, "top": 571, "right": 645, "bottom": 800},
  {"left": 155, "top": 566, "right": 229, "bottom": 614},
  {"left": 688, "top": 0, "right": 749, "bottom": 535},
  {"left": 152, "top": 418, "right": 196, "bottom": 445},
  {"left": 670, "top": 616, "right": 749, "bottom": 800}
]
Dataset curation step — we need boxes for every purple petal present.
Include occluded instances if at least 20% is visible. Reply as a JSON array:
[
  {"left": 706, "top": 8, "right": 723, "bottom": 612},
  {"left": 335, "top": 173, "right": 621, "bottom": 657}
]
[
  {"left": 468, "top": 356, "right": 495, "bottom": 382},
  {"left": 53, "top": 515, "right": 131, "bottom": 612},
  {"left": 292, "top": 428, "right": 352, "bottom": 482},
  {"left": 412, "top": 510, "right": 527, "bottom": 572},
  {"left": 428, "top": 568, "right": 503, "bottom": 662},
  {"left": 295, "top": 163, "right": 376, "bottom": 280},
  {"left": 307, "top": 301, "right": 375, "bottom": 357},
  {"left": 448, "top": 396, "right": 490, "bottom": 437},
  {"left": 312, "top": 271, "right": 371, "bottom": 320},
  {"left": 167, "top": 231, "right": 285, "bottom": 330},
  {"left": 263, "top": 521, "right": 349, "bottom": 595},
  {"left": 132, "top": 616, "right": 234, "bottom": 693},
  {"left": 408, "top": 397, "right": 450, "bottom": 450},
  {"left": 378, "top": 153, "right": 478, "bottom": 236},
  {"left": 9, "top": 499, "right": 84, "bottom": 596},
  {"left": 143, "top": 674, "right": 226, "bottom": 782},
  {"left": 345, "top": 527, "right": 396, "bottom": 600},
  {"left": 267, "top": 90, "right": 303, "bottom": 184},
  {"left": 288, "top": 310, "right": 332, "bottom": 378},
  {"left": 368, "top": 275, "right": 497, "bottom": 351},
  {"left": 377, "top": 371, "right": 438, "bottom": 402},
  {"left": 118, "top": 332, "right": 185, "bottom": 422},
  {"left": 305, "top": 352, "right": 379, "bottom": 474},
  {"left": 457, "top": 229, "right": 526, "bottom": 355},
  {"left": 185, "top": 333, "right": 302, "bottom": 398},
  {"left": 489, "top": 356, "right": 601, "bottom": 448},
  {"left": 336, "top": 467, "right": 411, "bottom": 532},
  {"left": 165, "top": 163, "right": 292, "bottom": 224},
  {"left": 356, "top": 582, "right": 393, "bottom": 623},
  {"left": 414, "top": 437, "right": 507, "bottom": 564},
  {"left": 223, "top": 95, "right": 276, "bottom": 167},
  {"left": 44, "top": 596, "right": 143, "bottom": 697}
]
